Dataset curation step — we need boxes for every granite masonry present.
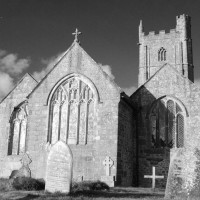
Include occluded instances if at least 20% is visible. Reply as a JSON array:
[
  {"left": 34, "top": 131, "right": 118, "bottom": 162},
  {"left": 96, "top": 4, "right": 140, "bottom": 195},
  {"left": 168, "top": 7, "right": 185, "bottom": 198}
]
[{"left": 0, "top": 14, "right": 200, "bottom": 190}]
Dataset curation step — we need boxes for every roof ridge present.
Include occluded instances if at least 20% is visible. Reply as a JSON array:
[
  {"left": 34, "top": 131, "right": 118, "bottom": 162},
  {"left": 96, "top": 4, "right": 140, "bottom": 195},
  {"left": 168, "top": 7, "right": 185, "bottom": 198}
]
[
  {"left": 130, "top": 63, "right": 188, "bottom": 98},
  {"left": 0, "top": 73, "right": 37, "bottom": 104},
  {"left": 28, "top": 42, "right": 76, "bottom": 98}
]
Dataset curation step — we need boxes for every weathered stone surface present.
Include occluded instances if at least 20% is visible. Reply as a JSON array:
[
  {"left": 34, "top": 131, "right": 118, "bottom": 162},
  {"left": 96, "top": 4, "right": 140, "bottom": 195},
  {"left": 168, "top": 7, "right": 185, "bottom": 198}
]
[
  {"left": 165, "top": 147, "right": 200, "bottom": 199},
  {"left": 9, "top": 153, "right": 32, "bottom": 179},
  {"left": 9, "top": 165, "right": 31, "bottom": 179},
  {"left": 101, "top": 176, "right": 115, "bottom": 187},
  {"left": 45, "top": 141, "right": 73, "bottom": 193},
  {"left": 0, "top": 41, "right": 133, "bottom": 185}
]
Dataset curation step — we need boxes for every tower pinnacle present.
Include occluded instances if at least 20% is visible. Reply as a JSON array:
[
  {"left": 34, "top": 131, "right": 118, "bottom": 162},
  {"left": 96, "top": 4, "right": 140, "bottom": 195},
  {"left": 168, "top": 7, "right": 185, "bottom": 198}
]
[{"left": 139, "top": 20, "right": 143, "bottom": 33}]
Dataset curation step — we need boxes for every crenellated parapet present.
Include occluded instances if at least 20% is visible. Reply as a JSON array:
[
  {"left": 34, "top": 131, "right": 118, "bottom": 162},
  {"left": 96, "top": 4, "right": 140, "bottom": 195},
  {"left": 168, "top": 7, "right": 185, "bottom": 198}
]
[{"left": 138, "top": 14, "right": 194, "bottom": 87}]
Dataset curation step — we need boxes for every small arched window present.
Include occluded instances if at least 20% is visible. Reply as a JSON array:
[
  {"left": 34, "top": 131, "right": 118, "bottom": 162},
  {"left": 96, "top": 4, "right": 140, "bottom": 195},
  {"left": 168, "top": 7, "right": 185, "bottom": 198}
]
[
  {"left": 150, "top": 98, "right": 184, "bottom": 148},
  {"left": 158, "top": 47, "right": 166, "bottom": 61},
  {"left": 8, "top": 102, "right": 28, "bottom": 155}
]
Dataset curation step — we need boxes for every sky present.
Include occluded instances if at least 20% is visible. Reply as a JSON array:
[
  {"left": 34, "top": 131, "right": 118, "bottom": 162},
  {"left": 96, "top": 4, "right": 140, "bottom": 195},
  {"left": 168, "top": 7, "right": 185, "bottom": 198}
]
[{"left": 0, "top": 0, "right": 200, "bottom": 99}]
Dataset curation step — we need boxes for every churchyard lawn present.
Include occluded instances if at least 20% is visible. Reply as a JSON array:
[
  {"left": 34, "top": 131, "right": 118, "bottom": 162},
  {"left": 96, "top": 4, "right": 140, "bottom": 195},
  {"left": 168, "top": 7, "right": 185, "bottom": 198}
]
[{"left": 0, "top": 187, "right": 165, "bottom": 200}]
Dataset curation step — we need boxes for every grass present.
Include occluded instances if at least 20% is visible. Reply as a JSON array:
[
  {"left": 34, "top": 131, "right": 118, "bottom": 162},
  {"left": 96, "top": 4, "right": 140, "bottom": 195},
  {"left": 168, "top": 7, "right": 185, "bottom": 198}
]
[
  {"left": 1, "top": 178, "right": 199, "bottom": 200},
  {"left": 12, "top": 177, "right": 45, "bottom": 191},
  {"left": 71, "top": 180, "right": 109, "bottom": 193},
  {"left": 0, "top": 178, "right": 13, "bottom": 192},
  {"left": 0, "top": 188, "right": 165, "bottom": 200},
  {"left": 0, "top": 178, "right": 165, "bottom": 199}
]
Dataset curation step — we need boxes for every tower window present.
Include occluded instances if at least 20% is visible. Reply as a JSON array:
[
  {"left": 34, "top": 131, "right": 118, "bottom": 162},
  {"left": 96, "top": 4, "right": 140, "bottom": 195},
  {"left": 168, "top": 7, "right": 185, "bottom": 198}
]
[{"left": 158, "top": 47, "right": 166, "bottom": 61}]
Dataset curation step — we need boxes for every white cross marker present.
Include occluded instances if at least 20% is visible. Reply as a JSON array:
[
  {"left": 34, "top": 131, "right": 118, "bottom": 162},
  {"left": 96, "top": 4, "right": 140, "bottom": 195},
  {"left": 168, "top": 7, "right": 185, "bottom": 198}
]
[
  {"left": 103, "top": 156, "right": 114, "bottom": 176},
  {"left": 144, "top": 166, "right": 164, "bottom": 189}
]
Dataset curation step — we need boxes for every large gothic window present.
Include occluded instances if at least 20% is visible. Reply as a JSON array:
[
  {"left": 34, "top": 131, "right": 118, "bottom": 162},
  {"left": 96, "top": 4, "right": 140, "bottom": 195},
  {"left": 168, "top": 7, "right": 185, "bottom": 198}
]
[
  {"left": 8, "top": 102, "right": 28, "bottom": 155},
  {"left": 48, "top": 77, "right": 95, "bottom": 145},
  {"left": 158, "top": 47, "right": 166, "bottom": 61},
  {"left": 150, "top": 98, "right": 184, "bottom": 148}
]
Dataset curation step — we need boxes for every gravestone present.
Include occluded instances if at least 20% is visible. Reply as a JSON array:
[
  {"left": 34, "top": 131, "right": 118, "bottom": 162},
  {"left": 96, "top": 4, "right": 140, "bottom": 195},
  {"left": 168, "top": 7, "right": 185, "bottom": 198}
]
[
  {"left": 101, "top": 156, "right": 115, "bottom": 187},
  {"left": 45, "top": 141, "right": 73, "bottom": 193},
  {"left": 165, "top": 147, "right": 200, "bottom": 199},
  {"left": 165, "top": 148, "right": 185, "bottom": 199},
  {"left": 9, "top": 153, "right": 32, "bottom": 179},
  {"left": 36, "top": 142, "right": 51, "bottom": 179}
]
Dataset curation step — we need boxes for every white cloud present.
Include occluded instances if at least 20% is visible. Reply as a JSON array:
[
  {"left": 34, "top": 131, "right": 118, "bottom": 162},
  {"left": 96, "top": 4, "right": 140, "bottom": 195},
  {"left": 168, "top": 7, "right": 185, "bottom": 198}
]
[
  {"left": 122, "top": 86, "right": 137, "bottom": 96},
  {"left": 0, "top": 52, "right": 30, "bottom": 75},
  {"left": 0, "top": 72, "right": 14, "bottom": 100},
  {"left": 99, "top": 64, "right": 115, "bottom": 80},
  {"left": 0, "top": 50, "right": 31, "bottom": 100},
  {"left": 33, "top": 52, "right": 64, "bottom": 81}
]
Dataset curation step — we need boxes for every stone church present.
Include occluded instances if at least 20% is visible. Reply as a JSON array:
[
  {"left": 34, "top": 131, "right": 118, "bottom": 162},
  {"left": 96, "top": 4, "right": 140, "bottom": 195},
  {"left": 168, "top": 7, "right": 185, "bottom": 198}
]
[{"left": 0, "top": 14, "right": 199, "bottom": 188}]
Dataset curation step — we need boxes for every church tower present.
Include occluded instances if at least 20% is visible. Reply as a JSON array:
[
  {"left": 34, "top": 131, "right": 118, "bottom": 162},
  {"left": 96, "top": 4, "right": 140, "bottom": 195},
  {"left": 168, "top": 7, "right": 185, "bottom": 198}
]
[{"left": 138, "top": 14, "right": 194, "bottom": 86}]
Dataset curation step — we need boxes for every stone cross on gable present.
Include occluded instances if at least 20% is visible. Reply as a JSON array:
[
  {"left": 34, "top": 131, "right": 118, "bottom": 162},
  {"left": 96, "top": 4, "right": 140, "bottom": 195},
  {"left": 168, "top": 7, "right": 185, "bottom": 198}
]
[
  {"left": 144, "top": 166, "right": 164, "bottom": 189},
  {"left": 103, "top": 156, "right": 114, "bottom": 176},
  {"left": 72, "top": 28, "right": 82, "bottom": 43}
]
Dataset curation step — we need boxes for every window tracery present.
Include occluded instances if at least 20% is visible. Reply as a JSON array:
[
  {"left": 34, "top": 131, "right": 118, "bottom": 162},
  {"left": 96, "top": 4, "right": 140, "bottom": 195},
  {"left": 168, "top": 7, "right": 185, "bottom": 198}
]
[
  {"left": 150, "top": 98, "right": 184, "bottom": 148},
  {"left": 8, "top": 102, "right": 28, "bottom": 155},
  {"left": 48, "top": 77, "right": 95, "bottom": 145}
]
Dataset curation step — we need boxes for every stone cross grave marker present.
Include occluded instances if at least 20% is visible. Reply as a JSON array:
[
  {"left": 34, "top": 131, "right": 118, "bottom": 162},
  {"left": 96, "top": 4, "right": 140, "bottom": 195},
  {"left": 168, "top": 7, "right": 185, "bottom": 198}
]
[
  {"left": 144, "top": 166, "right": 164, "bottom": 189},
  {"left": 103, "top": 156, "right": 114, "bottom": 176},
  {"left": 20, "top": 153, "right": 32, "bottom": 166},
  {"left": 45, "top": 141, "right": 73, "bottom": 194}
]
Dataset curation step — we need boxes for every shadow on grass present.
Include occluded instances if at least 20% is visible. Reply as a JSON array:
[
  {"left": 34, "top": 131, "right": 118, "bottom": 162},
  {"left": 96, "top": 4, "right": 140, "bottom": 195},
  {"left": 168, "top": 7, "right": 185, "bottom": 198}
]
[
  {"left": 16, "top": 194, "right": 40, "bottom": 200},
  {"left": 41, "top": 190, "right": 164, "bottom": 199},
  {"left": 71, "top": 190, "right": 164, "bottom": 198}
]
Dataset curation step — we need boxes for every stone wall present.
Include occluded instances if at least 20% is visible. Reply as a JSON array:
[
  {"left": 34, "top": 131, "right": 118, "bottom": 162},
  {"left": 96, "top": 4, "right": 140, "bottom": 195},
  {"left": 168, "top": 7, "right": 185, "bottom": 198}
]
[
  {"left": 116, "top": 96, "right": 136, "bottom": 186},
  {"left": 0, "top": 74, "right": 37, "bottom": 177},
  {"left": 19, "top": 42, "right": 127, "bottom": 185},
  {"left": 131, "top": 64, "right": 192, "bottom": 188}
]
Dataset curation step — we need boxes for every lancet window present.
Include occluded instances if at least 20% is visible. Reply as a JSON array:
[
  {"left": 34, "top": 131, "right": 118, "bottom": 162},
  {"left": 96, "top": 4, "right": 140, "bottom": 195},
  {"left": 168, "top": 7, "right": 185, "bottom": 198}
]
[
  {"left": 158, "top": 47, "right": 166, "bottom": 61},
  {"left": 8, "top": 102, "right": 28, "bottom": 155},
  {"left": 48, "top": 77, "right": 95, "bottom": 145},
  {"left": 150, "top": 98, "right": 184, "bottom": 148}
]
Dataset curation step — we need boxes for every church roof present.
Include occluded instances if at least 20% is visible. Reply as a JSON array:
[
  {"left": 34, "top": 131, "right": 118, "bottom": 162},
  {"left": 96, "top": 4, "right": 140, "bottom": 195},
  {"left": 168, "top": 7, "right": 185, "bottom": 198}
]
[
  {"left": 27, "top": 42, "right": 76, "bottom": 98},
  {"left": 130, "top": 63, "right": 193, "bottom": 98},
  {"left": 27, "top": 40, "right": 121, "bottom": 99},
  {"left": 0, "top": 73, "right": 38, "bottom": 104}
]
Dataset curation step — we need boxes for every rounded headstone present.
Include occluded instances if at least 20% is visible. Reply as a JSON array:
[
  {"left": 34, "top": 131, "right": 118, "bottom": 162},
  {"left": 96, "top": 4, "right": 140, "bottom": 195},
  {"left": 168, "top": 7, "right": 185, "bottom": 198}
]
[{"left": 45, "top": 141, "right": 73, "bottom": 194}]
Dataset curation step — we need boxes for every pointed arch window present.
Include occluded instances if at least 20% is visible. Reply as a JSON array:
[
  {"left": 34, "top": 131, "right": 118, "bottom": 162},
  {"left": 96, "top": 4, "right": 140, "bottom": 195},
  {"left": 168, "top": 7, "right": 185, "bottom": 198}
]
[
  {"left": 158, "top": 47, "right": 166, "bottom": 61},
  {"left": 48, "top": 77, "right": 95, "bottom": 145},
  {"left": 150, "top": 98, "right": 184, "bottom": 148},
  {"left": 8, "top": 102, "right": 28, "bottom": 155}
]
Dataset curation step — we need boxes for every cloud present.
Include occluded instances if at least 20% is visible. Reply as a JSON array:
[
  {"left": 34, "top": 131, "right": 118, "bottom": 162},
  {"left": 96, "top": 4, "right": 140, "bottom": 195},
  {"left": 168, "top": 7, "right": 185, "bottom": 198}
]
[
  {"left": 122, "top": 85, "right": 137, "bottom": 96},
  {"left": 33, "top": 52, "right": 64, "bottom": 81},
  {"left": 0, "top": 49, "right": 31, "bottom": 100},
  {"left": 0, "top": 72, "right": 14, "bottom": 100},
  {"left": 99, "top": 64, "right": 115, "bottom": 80},
  {"left": 0, "top": 52, "right": 30, "bottom": 75}
]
